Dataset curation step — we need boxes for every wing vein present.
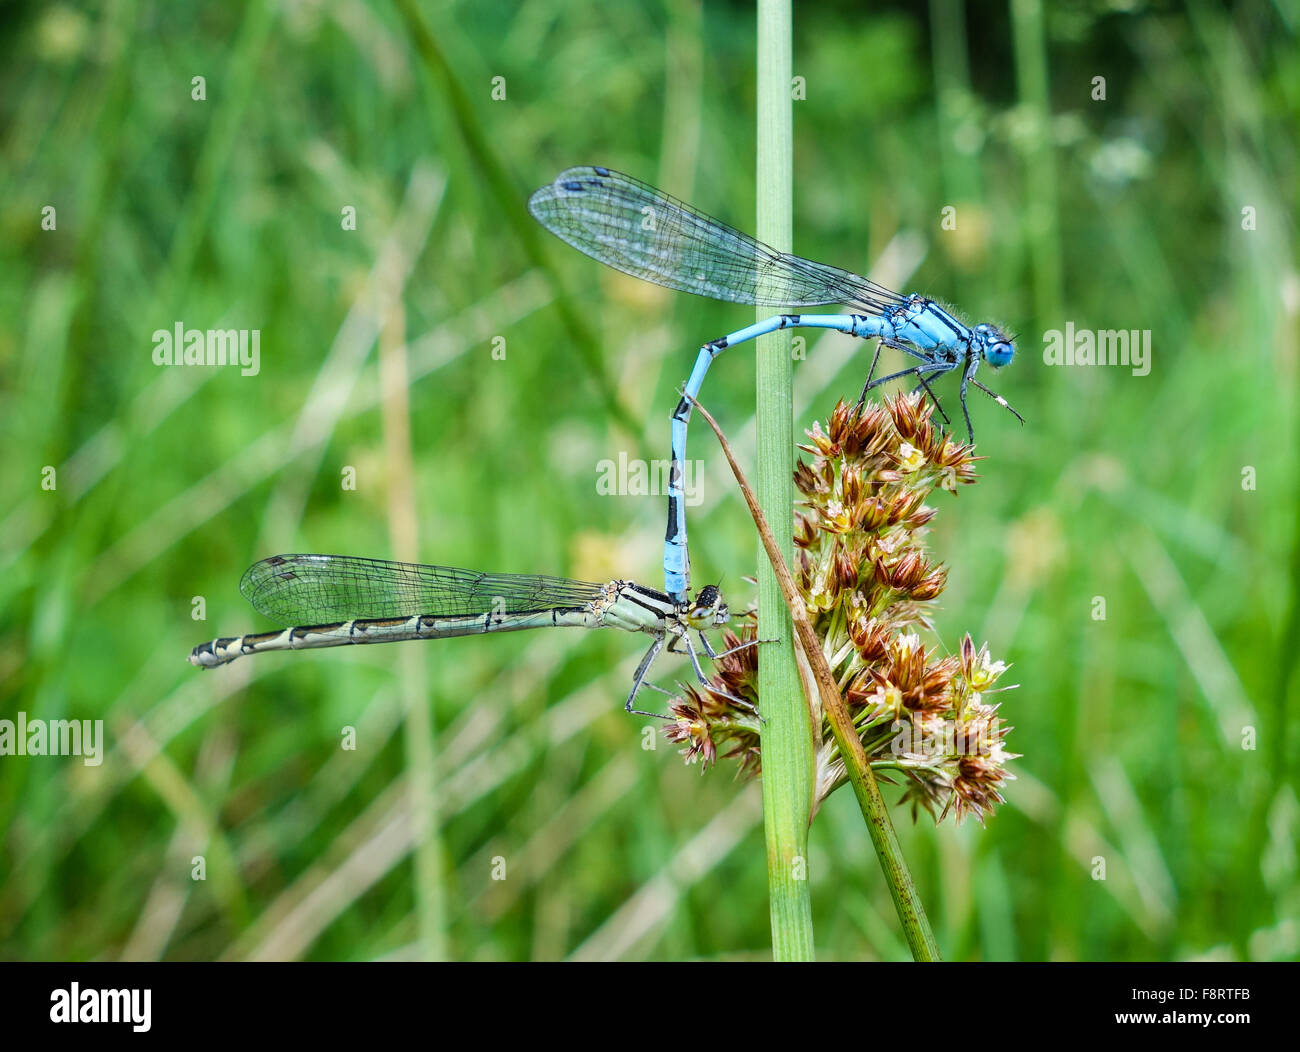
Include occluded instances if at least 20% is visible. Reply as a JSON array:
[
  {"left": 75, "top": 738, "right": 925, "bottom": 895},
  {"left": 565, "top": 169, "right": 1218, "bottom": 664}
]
[{"left": 239, "top": 554, "right": 607, "bottom": 625}]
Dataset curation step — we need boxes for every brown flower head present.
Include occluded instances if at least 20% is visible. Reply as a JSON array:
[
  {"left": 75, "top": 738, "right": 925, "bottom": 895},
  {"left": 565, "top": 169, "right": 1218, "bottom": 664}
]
[{"left": 667, "top": 393, "right": 1018, "bottom": 825}]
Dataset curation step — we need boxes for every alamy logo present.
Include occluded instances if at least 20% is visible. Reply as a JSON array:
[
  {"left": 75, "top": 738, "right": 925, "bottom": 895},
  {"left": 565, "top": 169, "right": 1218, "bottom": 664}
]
[
  {"left": 50, "top": 983, "right": 151, "bottom": 1032},
  {"left": 596, "top": 453, "right": 704, "bottom": 507},
  {"left": 152, "top": 322, "right": 260, "bottom": 376},
  {"left": 1042, "top": 323, "right": 1150, "bottom": 376},
  {"left": 0, "top": 713, "right": 103, "bottom": 766}
]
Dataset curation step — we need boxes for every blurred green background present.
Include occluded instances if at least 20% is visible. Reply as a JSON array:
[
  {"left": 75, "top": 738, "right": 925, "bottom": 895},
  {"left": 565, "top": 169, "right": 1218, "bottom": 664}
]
[{"left": 1, "top": 0, "right": 1297, "bottom": 961}]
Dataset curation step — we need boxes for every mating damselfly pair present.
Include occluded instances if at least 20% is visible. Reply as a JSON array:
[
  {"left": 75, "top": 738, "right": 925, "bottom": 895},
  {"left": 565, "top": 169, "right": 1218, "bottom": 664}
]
[
  {"left": 529, "top": 166, "right": 1022, "bottom": 602},
  {"left": 192, "top": 166, "right": 1019, "bottom": 715}
]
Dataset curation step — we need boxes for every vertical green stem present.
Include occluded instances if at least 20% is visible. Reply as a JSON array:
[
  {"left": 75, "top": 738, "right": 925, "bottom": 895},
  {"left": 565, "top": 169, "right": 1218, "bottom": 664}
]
[
  {"left": 756, "top": 0, "right": 815, "bottom": 961},
  {"left": 689, "top": 393, "right": 941, "bottom": 961},
  {"left": 379, "top": 305, "right": 447, "bottom": 962}
]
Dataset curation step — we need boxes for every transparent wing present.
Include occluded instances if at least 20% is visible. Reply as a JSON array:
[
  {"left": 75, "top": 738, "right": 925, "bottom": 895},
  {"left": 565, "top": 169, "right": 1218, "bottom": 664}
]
[
  {"left": 529, "top": 165, "right": 906, "bottom": 313},
  {"left": 239, "top": 554, "right": 607, "bottom": 625}
]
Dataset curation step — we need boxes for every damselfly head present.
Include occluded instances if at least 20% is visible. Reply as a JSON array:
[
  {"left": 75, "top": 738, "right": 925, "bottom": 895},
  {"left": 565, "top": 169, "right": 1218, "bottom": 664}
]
[
  {"left": 986, "top": 340, "right": 1014, "bottom": 367},
  {"left": 684, "top": 584, "right": 729, "bottom": 628},
  {"left": 975, "top": 323, "right": 1015, "bottom": 368}
]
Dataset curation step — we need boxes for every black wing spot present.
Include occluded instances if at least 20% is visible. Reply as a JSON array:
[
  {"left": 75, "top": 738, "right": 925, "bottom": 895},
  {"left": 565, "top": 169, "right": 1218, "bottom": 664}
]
[{"left": 593, "top": 165, "right": 610, "bottom": 176}]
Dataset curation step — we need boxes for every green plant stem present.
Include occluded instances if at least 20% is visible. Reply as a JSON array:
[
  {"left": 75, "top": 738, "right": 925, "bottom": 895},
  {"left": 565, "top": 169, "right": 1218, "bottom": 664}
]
[
  {"left": 379, "top": 305, "right": 447, "bottom": 962},
  {"left": 755, "top": 0, "right": 815, "bottom": 962},
  {"left": 689, "top": 394, "right": 942, "bottom": 962}
]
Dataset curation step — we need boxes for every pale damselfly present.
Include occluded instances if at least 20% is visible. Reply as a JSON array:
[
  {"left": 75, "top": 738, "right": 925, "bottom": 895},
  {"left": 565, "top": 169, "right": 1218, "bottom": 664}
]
[
  {"left": 188, "top": 554, "right": 756, "bottom": 718},
  {"left": 529, "top": 165, "right": 1023, "bottom": 601}
]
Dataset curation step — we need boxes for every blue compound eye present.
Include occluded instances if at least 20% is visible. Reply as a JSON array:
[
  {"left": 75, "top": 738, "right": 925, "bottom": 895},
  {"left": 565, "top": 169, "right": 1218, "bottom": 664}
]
[{"left": 987, "top": 341, "right": 1014, "bottom": 367}]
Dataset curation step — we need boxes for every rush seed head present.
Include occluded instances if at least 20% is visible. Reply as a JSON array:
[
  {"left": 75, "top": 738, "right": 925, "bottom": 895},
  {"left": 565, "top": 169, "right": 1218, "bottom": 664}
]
[{"left": 667, "top": 393, "right": 1018, "bottom": 825}]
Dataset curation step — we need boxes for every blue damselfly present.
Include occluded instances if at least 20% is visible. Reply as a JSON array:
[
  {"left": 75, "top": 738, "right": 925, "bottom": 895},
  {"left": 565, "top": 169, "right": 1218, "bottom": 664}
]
[{"left": 529, "top": 166, "right": 1022, "bottom": 601}]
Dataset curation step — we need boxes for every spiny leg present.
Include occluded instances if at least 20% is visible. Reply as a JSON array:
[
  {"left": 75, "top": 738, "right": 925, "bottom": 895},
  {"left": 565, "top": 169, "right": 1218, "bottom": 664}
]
[
  {"left": 625, "top": 634, "right": 672, "bottom": 718},
  {"left": 680, "top": 630, "right": 769, "bottom": 716},
  {"left": 863, "top": 358, "right": 953, "bottom": 393},
  {"left": 864, "top": 360, "right": 956, "bottom": 430},
  {"left": 856, "top": 335, "right": 941, "bottom": 406},
  {"left": 970, "top": 377, "right": 1025, "bottom": 425},
  {"left": 699, "top": 632, "right": 770, "bottom": 662},
  {"left": 675, "top": 627, "right": 759, "bottom": 710},
  {"left": 858, "top": 338, "right": 950, "bottom": 425},
  {"left": 958, "top": 353, "right": 980, "bottom": 442},
  {"left": 859, "top": 340, "right": 883, "bottom": 401},
  {"left": 700, "top": 632, "right": 766, "bottom": 717},
  {"left": 667, "top": 627, "right": 714, "bottom": 686},
  {"left": 641, "top": 681, "right": 689, "bottom": 701},
  {"left": 676, "top": 628, "right": 709, "bottom": 685},
  {"left": 858, "top": 339, "right": 912, "bottom": 405},
  {"left": 909, "top": 367, "right": 952, "bottom": 428}
]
